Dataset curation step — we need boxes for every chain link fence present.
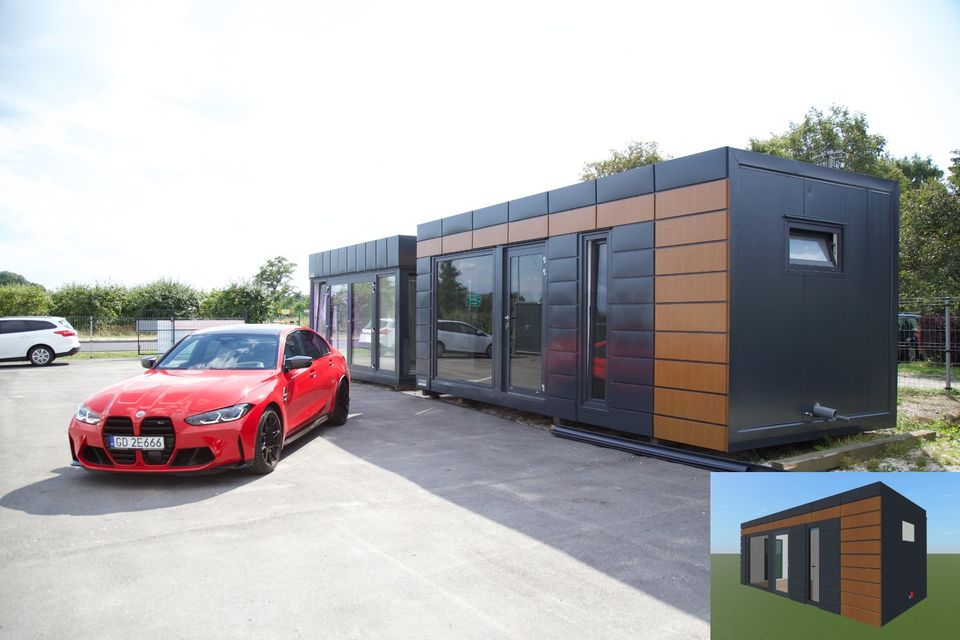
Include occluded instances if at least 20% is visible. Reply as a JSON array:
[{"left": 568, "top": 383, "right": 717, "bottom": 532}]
[
  {"left": 898, "top": 297, "right": 956, "bottom": 394},
  {"left": 64, "top": 317, "right": 245, "bottom": 357}
]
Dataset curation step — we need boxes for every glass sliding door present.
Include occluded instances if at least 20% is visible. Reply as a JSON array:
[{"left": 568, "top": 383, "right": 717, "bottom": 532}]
[
  {"left": 809, "top": 527, "right": 820, "bottom": 603},
  {"left": 377, "top": 275, "right": 396, "bottom": 372},
  {"left": 505, "top": 247, "right": 544, "bottom": 394},
  {"left": 407, "top": 274, "right": 416, "bottom": 374},
  {"left": 351, "top": 282, "right": 372, "bottom": 368},
  {"left": 436, "top": 254, "right": 494, "bottom": 385},
  {"left": 775, "top": 533, "right": 789, "bottom": 593},
  {"left": 330, "top": 284, "right": 349, "bottom": 354},
  {"left": 749, "top": 535, "right": 769, "bottom": 588}
]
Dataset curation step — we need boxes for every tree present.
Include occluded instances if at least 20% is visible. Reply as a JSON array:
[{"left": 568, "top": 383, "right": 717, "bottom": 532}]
[
  {"left": 0, "top": 271, "right": 34, "bottom": 286},
  {"left": 124, "top": 279, "right": 204, "bottom": 318},
  {"left": 893, "top": 154, "right": 943, "bottom": 190},
  {"left": 580, "top": 140, "right": 669, "bottom": 180},
  {"left": 0, "top": 284, "right": 52, "bottom": 316},
  {"left": 254, "top": 256, "right": 299, "bottom": 318},
  {"left": 50, "top": 283, "right": 127, "bottom": 319},
  {"left": 948, "top": 150, "right": 960, "bottom": 193},
  {"left": 749, "top": 105, "right": 891, "bottom": 178},
  {"left": 899, "top": 177, "right": 960, "bottom": 299},
  {"left": 201, "top": 281, "right": 270, "bottom": 323}
]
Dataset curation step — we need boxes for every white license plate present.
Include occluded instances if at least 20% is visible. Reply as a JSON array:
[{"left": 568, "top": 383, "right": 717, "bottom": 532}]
[{"left": 109, "top": 435, "right": 165, "bottom": 450}]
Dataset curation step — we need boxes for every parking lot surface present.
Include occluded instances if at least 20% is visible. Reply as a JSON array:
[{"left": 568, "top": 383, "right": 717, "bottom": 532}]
[{"left": 0, "top": 360, "right": 709, "bottom": 639}]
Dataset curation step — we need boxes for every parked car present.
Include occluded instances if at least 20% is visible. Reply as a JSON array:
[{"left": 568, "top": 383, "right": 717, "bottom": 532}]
[
  {"left": 0, "top": 316, "right": 80, "bottom": 366},
  {"left": 437, "top": 320, "right": 493, "bottom": 357},
  {"left": 68, "top": 324, "right": 349, "bottom": 475},
  {"left": 898, "top": 313, "right": 921, "bottom": 362},
  {"left": 359, "top": 318, "right": 396, "bottom": 351}
]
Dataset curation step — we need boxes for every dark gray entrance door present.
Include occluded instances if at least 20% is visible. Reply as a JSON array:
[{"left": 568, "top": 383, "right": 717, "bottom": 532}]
[{"left": 504, "top": 246, "right": 545, "bottom": 395}]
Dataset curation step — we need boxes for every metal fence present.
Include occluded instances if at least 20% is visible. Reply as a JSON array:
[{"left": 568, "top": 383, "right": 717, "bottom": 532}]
[
  {"left": 65, "top": 317, "right": 245, "bottom": 357},
  {"left": 898, "top": 297, "right": 956, "bottom": 395}
]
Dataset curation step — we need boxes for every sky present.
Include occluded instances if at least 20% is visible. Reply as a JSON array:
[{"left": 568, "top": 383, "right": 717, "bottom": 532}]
[
  {"left": 1, "top": 0, "right": 958, "bottom": 293},
  {"left": 711, "top": 472, "right": 960, "bottom": 554}
]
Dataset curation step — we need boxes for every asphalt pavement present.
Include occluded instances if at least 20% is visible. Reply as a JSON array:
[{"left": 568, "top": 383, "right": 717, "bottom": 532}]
[{"left": 0, "top": 359, "right": 710, "bottom": 639}]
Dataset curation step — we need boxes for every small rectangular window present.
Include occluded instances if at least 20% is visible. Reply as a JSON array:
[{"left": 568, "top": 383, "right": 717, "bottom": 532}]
[
  {"left": 902, "top": 521, "right": 915, "bottom": 542},
  {"left": 785, "top": 217, "right": 844, "bottom": 274}
]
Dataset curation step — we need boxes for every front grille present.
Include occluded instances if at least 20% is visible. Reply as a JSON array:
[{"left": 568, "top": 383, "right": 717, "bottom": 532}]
[
  {"left": 81, "top": 445, "right": 113, "bottom": 466},
  {"left": 171, "top": 447, "right": 215, "bottom": 467},
  {"left": 140, "top": 417, "right": 175, "bottom": 465},
  {"left": 102, "top": 417, "right": 135, "bottom": 465}
]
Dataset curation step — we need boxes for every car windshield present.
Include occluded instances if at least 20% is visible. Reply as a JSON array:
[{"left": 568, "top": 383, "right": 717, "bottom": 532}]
[{"left": 156, "top": 333, "right": 279, "bottom": 370}]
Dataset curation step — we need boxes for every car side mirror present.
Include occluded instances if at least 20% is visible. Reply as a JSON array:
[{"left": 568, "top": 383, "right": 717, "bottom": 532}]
[
  {"left": 283, "top": 355, "right": 313, "bottom": 372},
  {"left": 477, "top": 330, "right": 484, "bottom": 336},
  {"left": 141, "top": 356, "right": 158, "bottom": 369}
]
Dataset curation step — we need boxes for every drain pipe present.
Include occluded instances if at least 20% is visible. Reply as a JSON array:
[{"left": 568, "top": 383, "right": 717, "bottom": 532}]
[{"left": 804, "top": 403, "right": 851, "bottom": 422}]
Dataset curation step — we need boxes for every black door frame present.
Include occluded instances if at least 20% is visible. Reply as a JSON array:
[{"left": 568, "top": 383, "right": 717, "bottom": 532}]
[{"left": 501, "top": 242, "right": 546, "bottom": 397}]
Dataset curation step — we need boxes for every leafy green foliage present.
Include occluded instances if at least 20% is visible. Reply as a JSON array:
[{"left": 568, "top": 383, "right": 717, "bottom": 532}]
[
  {"left": 580, "top": 140, "right": 669, "bottom": 180},
  {"left": 899, "top": 177, "right": 960, "bottom": 298},
  {"left": 254, "top": 256, "right": 299, "bottom": 318},
  {"left": 749, "top": 105, "right": 892, "bottom": 177},
  {"left": 123, "top": 279, "right": 204, "bottom": 318},
  {"left": 201, "top": 281, "right": 270, "bottom": 323},
  {"left": 50, "top": 283, "right": 127, "bottom": 320},
  {"left": 0, "top": 284, "right": 52, "bottom": 315},
  {"left": 0, "top": 271, "right": 36, "bottom": 287},
  {"left": 894, "top": 154, "right": 944, "bottom": 189}
]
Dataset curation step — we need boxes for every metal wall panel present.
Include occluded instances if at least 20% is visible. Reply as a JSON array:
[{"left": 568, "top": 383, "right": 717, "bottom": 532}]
[
  {"left": 442, "top": 211, "right": 473, "bottom": 235},
  {"left": 596, "top": 164, "right": 654, "bottom": 204},
  {"left": 417, "top": 219, "right": 442, "bottom": 240},
  {"left": 544, "top": 234, "right": 579, "bottom": 419},
  {"left": 508, "top": 192, "right": 549, "bottom": 221},
  {"left": 549, "top": 180, "right": 596, "bottom": 213},
  {"left": 473, "top": 202, "right": 509, "bottom": 229},
  {"left": 880, "top": 486, "right": 927, "bottom": 624},
  {"left": 654, "top": 147, "right": 728, "bottom": 191}
]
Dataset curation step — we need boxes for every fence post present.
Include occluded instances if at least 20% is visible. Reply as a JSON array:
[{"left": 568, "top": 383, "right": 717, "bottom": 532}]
[
  {"left": 946, "top": 297, "right": 953, "bottom": 397},
  {"left": 88, "top": 316, "right": 94, "bottom": 358}
]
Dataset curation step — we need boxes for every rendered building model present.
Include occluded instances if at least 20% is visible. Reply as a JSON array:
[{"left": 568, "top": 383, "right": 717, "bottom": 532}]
[{"left": 739, "top": 481, "right": 926, "bottom": 627}]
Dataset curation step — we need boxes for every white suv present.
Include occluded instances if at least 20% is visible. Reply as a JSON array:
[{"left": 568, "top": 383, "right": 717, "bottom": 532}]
[{"left": 0, "top": 316, "right": 81, "bottom": 366}]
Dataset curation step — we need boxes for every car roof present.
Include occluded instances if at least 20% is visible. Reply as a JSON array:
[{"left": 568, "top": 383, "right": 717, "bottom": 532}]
[
  {"left": 0, "top": 316, "right": 66, "bottom": 321},
  {"left": 190, "top": 323, "right": 305, "bottom": 336}
]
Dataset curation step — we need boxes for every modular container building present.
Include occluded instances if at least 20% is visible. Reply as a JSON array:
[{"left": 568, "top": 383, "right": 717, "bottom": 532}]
[
  {"left": 309, "top": 235, "right": 417, "bottom": 387},
  {"left": 413, "top": 147, "right": 900, "bottom": 452},
  {"left": 740, "top": 482, "right": 926, "bottom": 627}
]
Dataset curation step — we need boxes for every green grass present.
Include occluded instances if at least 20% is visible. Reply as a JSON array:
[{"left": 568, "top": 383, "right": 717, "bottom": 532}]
[
  {"left": 898, "top": 361, "right": 949, "bottom": 379},
  {"left": 61, "top": 351, "right": 154, "bottom": 360},
  {"left": 711, "top": 554, "right": 960, "bottom": 639}
]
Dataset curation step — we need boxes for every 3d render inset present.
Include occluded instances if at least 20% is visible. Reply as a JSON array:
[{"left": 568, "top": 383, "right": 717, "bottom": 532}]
[
  {"left": 739, "top": 481, "right": 926, "bottom": 627},
  {"left": 310, "top": 147, "right": 899, "bottom": 452}
]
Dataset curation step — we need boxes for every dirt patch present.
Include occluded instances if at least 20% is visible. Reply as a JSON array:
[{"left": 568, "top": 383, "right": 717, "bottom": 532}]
[{"left": 898, "top": 393, "right": 960, "bottom": 421}]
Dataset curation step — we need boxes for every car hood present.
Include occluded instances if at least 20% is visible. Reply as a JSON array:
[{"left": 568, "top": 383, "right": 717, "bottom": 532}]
[{"left": 83, "top": 369, "right": 277, "bottom": 419}]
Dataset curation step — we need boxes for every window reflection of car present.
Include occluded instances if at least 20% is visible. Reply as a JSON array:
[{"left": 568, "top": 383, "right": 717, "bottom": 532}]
[
  {"left": 436, "top": 320, "right": 492, "bottom": 358},
  {"left": 359, "top": 318, "right": 395, "bottom": 351}
]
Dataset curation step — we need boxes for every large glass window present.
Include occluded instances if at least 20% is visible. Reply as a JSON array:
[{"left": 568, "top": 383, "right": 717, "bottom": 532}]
[
  {"left": 587, "top": 240, "right": 608, "bottom": 401},
  {"left": 507, "top": 251, "right": 544, "bottom": 392},
  {"left": 330, "top": 284, "right": 349, "bottom": 354},
  {"left": 436, "top": 254, "right": 493, "bottom": 384},
  {"left": 377, "top": 275, "right": 397, "bottom": 372},
  {"left": 351, "top": 282, "right": 373, "bottom": 367},
  {"left": 775, "top": 533, "right": 789, "bottom": 593},
  {"left": 749, "top": 535, "right": 768, "bottom": 588}
]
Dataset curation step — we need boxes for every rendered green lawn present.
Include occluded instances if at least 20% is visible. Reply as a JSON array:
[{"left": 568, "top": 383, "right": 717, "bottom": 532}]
[{"left": 711, "top": 554, "right": 959, "bottom": 639}]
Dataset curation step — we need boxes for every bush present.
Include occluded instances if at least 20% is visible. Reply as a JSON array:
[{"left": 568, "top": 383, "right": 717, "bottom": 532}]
[{"left": 0, "top": 284, "right": 52, "bottom": 316}]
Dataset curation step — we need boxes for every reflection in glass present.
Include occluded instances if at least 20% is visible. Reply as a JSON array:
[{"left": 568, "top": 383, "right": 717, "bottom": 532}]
[
  {"left": 330, "top": 284, "right": 349, "bottom": 354},
  {"left": 351, "top": 282, "right": 372, "bottom": 367},
  {"left": 588, "top": 240, "right": 608, "bottom": 400},
  {"left": 789, "top": 230, "right": 837, "bottom": 267},
  {"left": 436, "top": 255, "right": 493, "bottom": 384},
  {"left": 377, "top": 275, "right": 396, "bottom": 371},
  {"left": 508, "top": 252, "right": 543, "bottom": 392},
  {"left": 749, "top": 535, "right": 768, "bottom": 588}
]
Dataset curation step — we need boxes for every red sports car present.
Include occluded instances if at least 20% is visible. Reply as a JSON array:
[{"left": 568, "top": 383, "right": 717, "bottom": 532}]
[{"left": 68, "top": 324, "right": 350, "bottom": 474}]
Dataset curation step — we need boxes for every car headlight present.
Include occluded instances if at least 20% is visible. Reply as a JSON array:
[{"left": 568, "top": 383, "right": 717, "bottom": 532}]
[
  {"left": 185, "top": 403, "right": 254, "bottom": 426},
  {"left": 75, "top": 404, "right": 101, "bottom": 425}
]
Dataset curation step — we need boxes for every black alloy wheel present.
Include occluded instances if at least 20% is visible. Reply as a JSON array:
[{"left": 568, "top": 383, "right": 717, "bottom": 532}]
[
  {"left": 247, "top": 408, "right": 283, "bottom": 474},
  {"left": 327, "top": 382, "right": 350, "bottom": 426}
]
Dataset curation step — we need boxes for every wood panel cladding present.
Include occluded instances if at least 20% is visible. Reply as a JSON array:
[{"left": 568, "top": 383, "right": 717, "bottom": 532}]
[
  {"left": 842, "top": 540, "right": 881, "bottom": 555},
  {"left": 549, "top": 205, "right": 597, "bottom": 236},
  {"left": 653, "top": 415, "right": 727, "bottom": 451},
  {"left": 839, "top": 498, "right": 882, "bottom": 627},
  {"left": 841, "top": 579, "right": 881, "bottom": 598},
  {"left": 655, "top": 272, "right": 727, "bottom": 303},
  {"left": 654, "top": 361, "right": 728, "bottom": 394},
  {"left": 654, "top": 179, "right": 727, "bottom": 219},
  {"left": 441, "top": 231, "right": 472, "bottom": 254},
  {"left": 652, "top": 180, "right": 730, "bottom": 451},
  {"left": 841, "top": 525, "right": 881, "bottom": 542},
  {"left": 417, "top": 237, "right": 442, "bottom": 258},
  {"left": 655, "top": 241, "right": 728, "bottom": 275},
  {"left": 656, "top": 303, "right": 728, "bottom": 332},
  {"left": 841, "top": 604, "right": 882, "bottom": 628},
  {"left": 655, "top": 210, "right": 727, "bottom": 247},
  {"left": 841, "top": 496, "right": 881, "bottom": 516},
  {"left": 597, "top": 193, "right": 654, "bottom": 228},
  {"left": 842, "top": 510, "right": 882, "bottom": 529},
  {"left": 472, "top": 223, "right": 508, "bottom": 249},
  {"left": 655, "top": 332, "right": 728, "bottom": 363},
  {"left": 508, "top": 216, "right": 549, "bottom": 243},
  {"left": 842, "top": 554, "right": 882, "bottom": 569},
  {"left": 740, "top": 498, "right": 878, "bottom": 537},
  {"left": 654, "top": 388, "right": 727, "bottom": 425}
]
